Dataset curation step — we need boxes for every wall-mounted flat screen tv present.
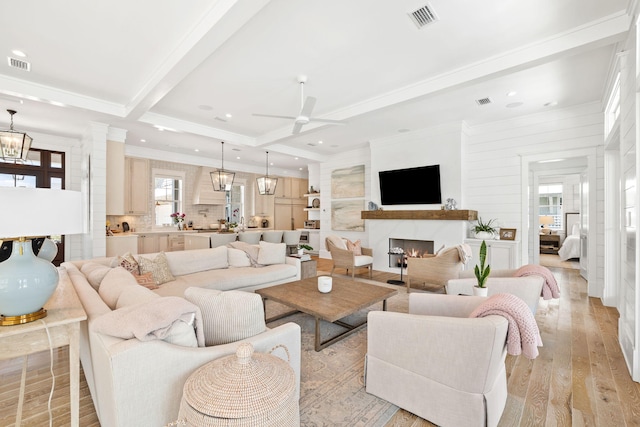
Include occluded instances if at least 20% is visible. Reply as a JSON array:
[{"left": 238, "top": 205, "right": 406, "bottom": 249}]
[{"left": 378, "top": 164, "right": 442, "bottom": 205}]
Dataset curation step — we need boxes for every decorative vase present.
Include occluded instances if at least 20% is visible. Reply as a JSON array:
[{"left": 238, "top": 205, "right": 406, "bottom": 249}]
[
  {"left": 318, "top": 276, "right": 332, "bottom": 293},
  {"left": 474, "top": 231, "right": 493, "bottom": 240},
  {"left": 298, "top": 248, "right": 304, "bottom": 256},
  {"left": 0, "top": 240, "right": 59, "bottom": 317},
  {"left": 473, "top": 286, "right": 488, "bottom": 297}
]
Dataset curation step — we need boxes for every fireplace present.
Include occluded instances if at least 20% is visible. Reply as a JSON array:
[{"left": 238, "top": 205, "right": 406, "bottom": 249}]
[{"left": 389, "top": 238, "right": 435, "bottom": 268}]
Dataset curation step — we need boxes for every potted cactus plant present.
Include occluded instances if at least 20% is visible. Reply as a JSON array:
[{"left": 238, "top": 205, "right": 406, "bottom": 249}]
[{"left": 473, "top": 240, "right": 491, "bottom": 296}]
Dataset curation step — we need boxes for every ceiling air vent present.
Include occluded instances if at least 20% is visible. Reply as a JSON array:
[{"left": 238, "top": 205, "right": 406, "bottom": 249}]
[
  {"left": 408, "top": 3, "right": 439, "bottom": 28},
  {"left": 476, "top": 97, "right": 492, "bottom": 106},
  {"left": 7, "top": 57, "right": 31, "bottom": 71}
]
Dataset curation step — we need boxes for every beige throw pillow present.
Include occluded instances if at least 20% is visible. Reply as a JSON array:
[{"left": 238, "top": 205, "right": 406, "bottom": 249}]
[
  {"left": 327, "top": 235, "right": 348, "bottom": 250},
  {"left": 184, "top": 288, "right": 266, "bottom": 346},
  {"left": 138, "top": 252, "right": 175, "bottom": 285},
  {"left": 228, "top": 247, "right": 252, "bottom": 268},
  {"left": 228, "top": 241, "right": 262, "bottom": 267},
  {"left": 257, "top": 241, "right": 286, "bottom": 265}
]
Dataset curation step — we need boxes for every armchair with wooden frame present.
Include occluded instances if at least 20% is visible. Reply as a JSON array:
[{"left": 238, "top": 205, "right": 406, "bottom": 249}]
[{"left": 325, "top": 235, "right": 373, "bottom": 279}]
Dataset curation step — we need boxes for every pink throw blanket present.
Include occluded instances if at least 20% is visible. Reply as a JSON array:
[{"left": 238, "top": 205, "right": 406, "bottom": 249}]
[
  {"left": 469, "top": 293, "right": 543, "bottom": 359},
  {"left": 513, "top": 264, "right": 560, "bottom": 300}
]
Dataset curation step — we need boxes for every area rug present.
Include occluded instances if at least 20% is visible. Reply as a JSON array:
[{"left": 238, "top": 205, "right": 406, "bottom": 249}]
[{"left": 266, "top": 277, "right": 409, "bottom": 427}]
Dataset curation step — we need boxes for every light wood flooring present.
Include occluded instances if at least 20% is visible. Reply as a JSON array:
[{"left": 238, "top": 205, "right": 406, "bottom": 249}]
[{"left": 1, "top": 259, "right": 639, "bottom": 426}]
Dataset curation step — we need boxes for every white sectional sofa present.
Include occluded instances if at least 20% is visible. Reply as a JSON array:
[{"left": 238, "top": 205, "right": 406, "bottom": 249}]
[{"left": 62, "top": 244, "right": 302, "bottom": 427}]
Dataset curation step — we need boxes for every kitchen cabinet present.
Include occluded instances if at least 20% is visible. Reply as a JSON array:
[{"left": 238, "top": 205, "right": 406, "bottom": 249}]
[
  {"left": 275, "top": 178, "right": 308, "bottom": 200},
  {"left": 254, "top": 181, "right": 275, "bottom": 217},
  {"left": 125, "top": 157, "right": 149, "bottom": 215},
  {"left": 193, "top": 167, "right": 226, "bottom": 205},
  {"left": 275, "top": 201, "right": 306, "bottom": 230},
  {"left": 137, "top": 233, "right": 172, "bottom": 254},
  {"left": 185, "top": 234, "right": 211, "bottom": 250},
  {"left": 106, "top": 234, "right": 138, "bottom": 257},
  {"left": 464, "top": 238, "right": 520, "bottom": 270}
]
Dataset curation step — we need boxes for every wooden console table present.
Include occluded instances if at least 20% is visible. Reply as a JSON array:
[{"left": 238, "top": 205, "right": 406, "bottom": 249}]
[{"left": 0, "top": 268, "right": 87, "bottom": 427}]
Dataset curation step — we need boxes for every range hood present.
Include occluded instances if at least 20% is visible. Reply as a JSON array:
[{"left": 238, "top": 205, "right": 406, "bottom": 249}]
[{"left": 192, "top": 167, "right": 226, "bottom": 205}]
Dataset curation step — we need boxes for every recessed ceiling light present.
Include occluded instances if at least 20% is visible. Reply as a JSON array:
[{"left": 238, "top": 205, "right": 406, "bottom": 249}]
[
  {"left": 49, "top": 100, "right": 65, "bottom": 107},
  {"left": 270, "top": 162, "right": 274, "bottom": 166},
  {"left": 318, "top": 140, "right": 323, "bottom": 144},
  {"left": 507, "top": 91, "right": 517, "bottom": 97},
  {"left": 544, "top": 101, "right": 558, "bottom": 107},
  {"left": 236, "top": 156, "right": 240, "bottom": 160},
  {"left": 225, "top": 113, "right": 232, "bottom": 118},
  {"left": 194, "top": 148, "right": 199, "bottom": 152},
  {"left": 294, "top": 157, "right": 299, "bottom": 160},
  {"left": 11, "top": 50, "right": 26, "bottom": 58},
  {"left": 299, "top": 167, "right": 303, "bottom": 171},
  {"left": 506, "top": 102, "right": 523, "bottom": 108},
  {"left": 140, "top": 139, "right": 146, "bottom": 142}
]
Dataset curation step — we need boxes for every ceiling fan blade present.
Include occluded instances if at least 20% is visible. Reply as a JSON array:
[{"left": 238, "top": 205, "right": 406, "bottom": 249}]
[
  {"left": 300, "top": 96, "right": 316, "bottom": 117},
  {"left": 292, "top": 122, "right": 304, "bottom": 134},
  {"left": 309, "top": 118, "right": 347, "bottom": 125},
  {"left": 253, "top": 113, "right": 297, "bottom": 120}
]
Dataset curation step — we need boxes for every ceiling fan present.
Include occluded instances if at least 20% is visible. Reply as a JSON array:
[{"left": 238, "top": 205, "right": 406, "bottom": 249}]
[{"left": 253, "top": 75, "right": 346, "bottom": 134}]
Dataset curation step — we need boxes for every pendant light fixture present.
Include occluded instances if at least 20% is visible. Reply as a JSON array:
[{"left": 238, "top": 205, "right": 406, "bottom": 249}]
[
  {"left": 256, "top": 151, "right": 278, "bottom": 195},
  {"left": 0, "top": 109, "right": 32, "bottom": 161},
  {"left": 210, "top": 141, "right": 235, "bottom": 191}
]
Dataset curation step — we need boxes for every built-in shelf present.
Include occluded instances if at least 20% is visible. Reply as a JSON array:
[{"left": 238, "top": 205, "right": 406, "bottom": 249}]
[
  {"left": 361, "top": 209, "right": 478, "bottom": 221},
  {"left": 304, "top": 208, "right": 320, "bottom": 211},
  {"left": 303, "top": 193, "right": 321, "bottom": 197}
]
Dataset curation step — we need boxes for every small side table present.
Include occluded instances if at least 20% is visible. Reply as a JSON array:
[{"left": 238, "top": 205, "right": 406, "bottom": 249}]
[
  {"left": 387, "top": 252, "right": 406, "bottom": 285},
  {"left": 300, "top": 259, "right": 318, "bottom": 279},
  {"left": 0, "top": 268, "right": 87, "bottom": 427}
]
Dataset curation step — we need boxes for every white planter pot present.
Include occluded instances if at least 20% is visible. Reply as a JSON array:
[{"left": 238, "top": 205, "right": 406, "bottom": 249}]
[
  {"left": 473, "top": 286, "right": 488, "bottom": 297},
  {"left": 298, "top": 249, "right": 304, "bottom": 256},
  {"left": 474, "top": 231, "right": 494, "bottom": 240}
]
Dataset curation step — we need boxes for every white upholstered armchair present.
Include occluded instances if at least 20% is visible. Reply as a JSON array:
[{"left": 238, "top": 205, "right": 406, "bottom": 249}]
[
  {"left": 325, "top": 235, "right": 373, "bottom": 279},
  {"left": 365, "top": 293, "right": 509, "bottom": 427}
]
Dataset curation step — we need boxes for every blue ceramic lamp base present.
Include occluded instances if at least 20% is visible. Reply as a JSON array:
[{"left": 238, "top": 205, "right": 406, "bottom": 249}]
[{"left": 0, "top": 239, "right": 59, "bottom": 326}]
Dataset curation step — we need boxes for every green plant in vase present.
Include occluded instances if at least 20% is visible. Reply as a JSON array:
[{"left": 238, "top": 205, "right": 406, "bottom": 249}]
[
  {"left": 472, "top": 217, "right": 497, "bottom": 239},
  {"left": 474, "top": 240, "right": 491, "bottom": 295}
]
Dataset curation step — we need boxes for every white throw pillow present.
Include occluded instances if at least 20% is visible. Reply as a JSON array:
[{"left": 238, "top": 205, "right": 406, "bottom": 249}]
[
  {"left": 327, "top": 234, "right": 348, "bottom": 250},
  {"left": 571, "top": 223, "right": 580, "bottom": 236},
  {"left": 184, "top": 288, "right": 266, "bottom": 346},
  {"left": 81, "top": 262, "right": 112, "bottom": 290},
  {"left": 165, "top": 246, "right": 228, "bottom": 276},
  {"left": 257, "top": 241, "right": 286, "bottom": 265},
  {"left": 228, "top": 247, "right": 252, "bottom": 268},
  {"left": 98, "top": 267, "right": 139, "bottom": 309}
]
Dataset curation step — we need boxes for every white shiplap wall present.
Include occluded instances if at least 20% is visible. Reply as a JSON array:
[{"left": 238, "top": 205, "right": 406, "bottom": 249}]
[{"left": 464, "top": 103, "right": 605, "bottom": 281}]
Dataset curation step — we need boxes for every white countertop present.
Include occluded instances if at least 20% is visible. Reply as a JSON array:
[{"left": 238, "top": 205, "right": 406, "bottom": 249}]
[{"left": 132, "top": 230, "right": 198, "bottom": 235}]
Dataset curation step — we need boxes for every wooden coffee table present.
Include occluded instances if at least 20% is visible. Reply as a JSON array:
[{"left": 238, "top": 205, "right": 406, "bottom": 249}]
[{"left": 256, "top": 277, "right": 398, "bottom": 351}]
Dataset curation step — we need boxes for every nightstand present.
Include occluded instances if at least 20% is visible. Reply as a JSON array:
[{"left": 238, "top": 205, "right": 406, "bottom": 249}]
[{"left": 540, "top": 234, "right": 561, "bottom": 254}]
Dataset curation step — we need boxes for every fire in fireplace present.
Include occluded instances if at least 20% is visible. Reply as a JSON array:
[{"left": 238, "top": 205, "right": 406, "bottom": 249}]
[{"left": 389, "top": 238, "right": 435, "bottom": 268}]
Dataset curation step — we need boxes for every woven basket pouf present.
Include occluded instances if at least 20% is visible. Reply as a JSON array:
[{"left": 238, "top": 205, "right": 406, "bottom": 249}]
[{"left": 177, "top": 343, "right": 299, "bottom": 427}]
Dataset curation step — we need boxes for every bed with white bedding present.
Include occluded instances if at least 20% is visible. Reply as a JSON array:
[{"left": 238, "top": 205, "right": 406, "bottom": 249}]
[{"left": 558, "top": 213, "right": 580, "bottom": 261}]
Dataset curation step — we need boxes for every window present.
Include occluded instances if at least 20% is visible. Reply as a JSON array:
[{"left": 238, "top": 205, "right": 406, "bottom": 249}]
[
  {"left": 153, "top": 170, "right": 184, "bottom": 226},
  {"left": 539, "top": 184, "right": 563, "bottom": 229},
  {"left": 226, "top": 183, "right": 245, "bottom": 225},
  {"left": 605, "top": 72, "right": 620, "bottom": 138}
]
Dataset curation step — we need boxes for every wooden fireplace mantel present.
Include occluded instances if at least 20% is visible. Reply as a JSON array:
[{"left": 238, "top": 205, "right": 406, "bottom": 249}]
[{"left": 361, "top": 209, "right": 478, "bottom": 221}]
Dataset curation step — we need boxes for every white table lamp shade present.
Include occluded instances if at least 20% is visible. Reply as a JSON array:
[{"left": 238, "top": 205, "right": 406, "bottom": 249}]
[
  {"left": 0, "top": 187, "right": 83, "bottom": 238},
  {"left": 0, "top": 187, "right": 83, "bottom": 324}
]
